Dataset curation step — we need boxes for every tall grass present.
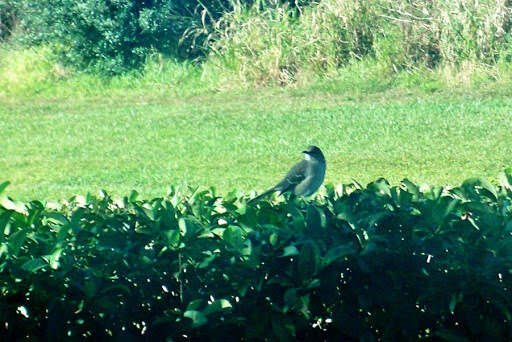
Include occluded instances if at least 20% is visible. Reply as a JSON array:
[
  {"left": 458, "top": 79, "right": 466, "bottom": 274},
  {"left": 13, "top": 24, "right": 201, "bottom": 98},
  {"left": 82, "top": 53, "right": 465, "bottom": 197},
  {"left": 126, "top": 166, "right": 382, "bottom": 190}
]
[{"left": 206, "top": 0, "right": 512, "bottom": 86}]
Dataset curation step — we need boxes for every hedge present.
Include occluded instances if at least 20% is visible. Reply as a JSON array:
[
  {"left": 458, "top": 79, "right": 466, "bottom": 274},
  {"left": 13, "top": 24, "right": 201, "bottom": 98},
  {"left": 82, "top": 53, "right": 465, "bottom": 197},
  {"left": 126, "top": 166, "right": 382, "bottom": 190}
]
[{"left": 1, "top": 173, "right": 512, "bottom": 340}]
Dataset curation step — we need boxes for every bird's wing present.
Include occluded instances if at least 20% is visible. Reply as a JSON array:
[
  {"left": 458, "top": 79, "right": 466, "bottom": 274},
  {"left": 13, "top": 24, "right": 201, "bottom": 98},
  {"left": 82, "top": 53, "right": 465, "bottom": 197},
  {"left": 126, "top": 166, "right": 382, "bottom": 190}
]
[
  {"left": 274, "top": 160, "right": 308, "bottom": 193},
  {"left": 248, "top": 160, "right": 309, "bottom": 205}
]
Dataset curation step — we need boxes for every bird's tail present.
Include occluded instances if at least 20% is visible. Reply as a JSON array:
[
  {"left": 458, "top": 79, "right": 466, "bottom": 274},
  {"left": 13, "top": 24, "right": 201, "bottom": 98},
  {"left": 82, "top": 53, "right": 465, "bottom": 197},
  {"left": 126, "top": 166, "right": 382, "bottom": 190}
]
[{"left": 247, "top": 187, "right": 276, "bottom": 205}]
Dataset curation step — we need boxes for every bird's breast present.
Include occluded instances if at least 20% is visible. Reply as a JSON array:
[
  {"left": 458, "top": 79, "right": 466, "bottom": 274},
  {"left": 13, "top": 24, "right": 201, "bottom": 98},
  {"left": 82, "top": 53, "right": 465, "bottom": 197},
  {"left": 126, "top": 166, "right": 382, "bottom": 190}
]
[{"left": 294, "top": 161, "right": 326, "bottom": 196}]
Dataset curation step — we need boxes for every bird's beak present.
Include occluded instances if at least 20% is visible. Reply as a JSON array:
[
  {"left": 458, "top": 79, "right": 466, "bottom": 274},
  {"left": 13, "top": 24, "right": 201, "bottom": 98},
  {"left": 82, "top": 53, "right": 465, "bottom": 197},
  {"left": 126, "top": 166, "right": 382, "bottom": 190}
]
[{"left": 302, "top": 150, "right": 308, "bottom": 154}]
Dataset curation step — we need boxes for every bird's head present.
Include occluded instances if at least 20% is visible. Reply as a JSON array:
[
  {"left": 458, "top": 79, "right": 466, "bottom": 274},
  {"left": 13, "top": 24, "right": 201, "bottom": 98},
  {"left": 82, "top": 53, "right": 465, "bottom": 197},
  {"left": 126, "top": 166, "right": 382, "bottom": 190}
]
[{"left": 302, "top": 145, "right": 325, "bottom": 161}]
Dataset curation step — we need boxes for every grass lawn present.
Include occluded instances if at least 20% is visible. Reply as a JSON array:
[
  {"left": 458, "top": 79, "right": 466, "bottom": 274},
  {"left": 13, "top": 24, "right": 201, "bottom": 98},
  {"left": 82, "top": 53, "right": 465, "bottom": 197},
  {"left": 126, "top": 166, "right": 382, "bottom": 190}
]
[{"left": 1, "top": 85, "right": 512, "bottom": 201}]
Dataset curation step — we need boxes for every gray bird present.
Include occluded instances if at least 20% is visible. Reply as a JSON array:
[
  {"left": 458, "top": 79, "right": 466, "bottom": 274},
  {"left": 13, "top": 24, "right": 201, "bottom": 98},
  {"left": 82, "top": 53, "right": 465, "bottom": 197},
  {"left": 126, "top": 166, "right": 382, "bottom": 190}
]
[{"left": 248, "top": 146, "right": 326, "bottom": 204}]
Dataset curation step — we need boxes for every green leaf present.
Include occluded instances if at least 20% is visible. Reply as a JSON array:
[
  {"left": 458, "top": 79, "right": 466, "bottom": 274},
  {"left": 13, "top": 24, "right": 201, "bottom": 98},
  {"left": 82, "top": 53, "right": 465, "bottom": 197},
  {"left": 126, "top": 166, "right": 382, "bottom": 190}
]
[
  {"left": 307, "top": 278, "right": 321, "bottom": 289},
  {"left": 298, "top": 241, "right": 320, "bottom": 281},
  {"left": 179, "top": 217, "right": 201, "bottom": 238},
  {"left": 0, "top": 181, "right": 10, "bottom": 196},
  {"left": 368, "top": 178, "right": 391, "bottom": 197},
  {"left": 499, "top": 169, "right": 512, "bottom": 191},
  {"left": 467, "top": 215, "right": 480, "bottom": 230},
  {"left": 223, "top": 225, "right": 244, "bottom": 250},
  {"left": 43, "top": 248, "right": 63, "bottom": 269},
  {"left": 269, "top": 233, "right": 278, "bottom": 246},
  {"left": 241, "top": 239, "right": 252, "bottom": 256},
  {"left": 7, "top": 229, "right": 28, "bottom": 254},
  {"left": 0, "top": 196, "right": 27, "bottom": 214},
  {"left": 0, "top": 243, "right": 8, "bottom": 257},
  {"left": 0, "top": 211, "right": 11, "bottom": 235},
  {"left": 21, "top": 258, "right": 47, "bottom": 273},
  {"left": 271, "top": 314, "right": 295, "bottom": 342},
  {"left": 401, "top": 178, "right": 420, "bottom": 199},
  {"left": 435, "top": 329, "right": 470, "bottom": 342},
  {"left": 178, "top": 217, "right": 188, "bottom": 236},
  {"left": 186, "top": 299, "right": 203, "bottom": 311},
  {"left": 306, "top": 205, "right": 327, "bottom": 233},
  {"left": 477, "top": 178, "right": 498, "bottom": 200},
  {"left": 462, "top": 177, "right": 498, "bottom": 200},
  {"left": 449, "top": 294, "right": 456, "bottom": 313},
  {"left": 184, "top": 310, "right": 208, "bottom": 327},
  {"left": 280, "top": 245, "right": 299, "bottom": 257},
  {"left": 165, "top": 229, "right": 180, "bottom": 247},
  {"left": 129, "top": 190, "right": 139, "bottom": 202},
  {"left": 449, "top": 293, "right": 463, "bottom": 314},
  {"left": 211, "top": 228, "right": 225, "bottom": 237},
  {"left": 288, "top": 204, "right": 306, "bottom": 231},
  {"left": 283, "top": 288, "right": 297, "bottom": 312},
  {"left": 432, "top": 197, "right": 459, "bottom": 224},
  {"left": 323, "top": 244, "right": 357, "bottom": 267},
  {"left": 198, "top": 231, "right": 214, "bottom": 238},
  {"left": 198, "top": 254, "right": 216, "bottom": 268},
  {"left": 45, "top": 212, "right": 69, "bottom": 226},
  {"left": 203, "top": 299, "right": 232, "bottom": 315}
]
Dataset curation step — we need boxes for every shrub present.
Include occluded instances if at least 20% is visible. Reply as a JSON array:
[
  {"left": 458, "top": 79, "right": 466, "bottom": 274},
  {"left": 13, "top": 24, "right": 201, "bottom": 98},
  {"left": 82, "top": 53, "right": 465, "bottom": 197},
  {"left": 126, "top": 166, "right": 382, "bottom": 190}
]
[
  {"left": 15, "top": 0, "right": 239, "bottom": 74},
  {"left": 0, "top": 0, "right": 19, "bottom": 41},
  {"left": 2, "top": 172, "right": 512, "bottom": 340},
  {"left": 13, "top": 0, "right": 313, "bottom": 74}
]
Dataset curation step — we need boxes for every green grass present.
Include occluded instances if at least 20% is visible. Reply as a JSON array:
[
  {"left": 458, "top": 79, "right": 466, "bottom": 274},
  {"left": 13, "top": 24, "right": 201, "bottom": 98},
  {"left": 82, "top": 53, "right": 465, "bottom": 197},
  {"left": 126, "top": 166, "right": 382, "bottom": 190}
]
[{"left": 1, "top": 78, "right": 512, "bottom": 201}]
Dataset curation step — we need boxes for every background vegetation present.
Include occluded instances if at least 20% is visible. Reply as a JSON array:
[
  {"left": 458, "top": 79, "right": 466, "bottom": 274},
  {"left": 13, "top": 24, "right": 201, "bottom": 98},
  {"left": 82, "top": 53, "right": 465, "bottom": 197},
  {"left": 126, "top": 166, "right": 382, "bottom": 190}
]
[{"left": 1, "top": 0, "right": 511, "bottom": 80}]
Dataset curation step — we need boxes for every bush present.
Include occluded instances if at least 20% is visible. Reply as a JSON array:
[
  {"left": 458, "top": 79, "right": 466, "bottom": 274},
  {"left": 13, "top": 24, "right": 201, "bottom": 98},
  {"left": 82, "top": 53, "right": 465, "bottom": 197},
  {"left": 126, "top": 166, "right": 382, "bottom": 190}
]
[
  {"left": 0, "top": 0, "right": 19, "bottom": 41},
  {"left": 13, "top": 0, "right": 310, "bottom": 74},
  {"left": 2, "top": 172, "right": 512, "bottom": 340},
  {"left": 15, "top": 0, "right": 240, "bottom": 74}
]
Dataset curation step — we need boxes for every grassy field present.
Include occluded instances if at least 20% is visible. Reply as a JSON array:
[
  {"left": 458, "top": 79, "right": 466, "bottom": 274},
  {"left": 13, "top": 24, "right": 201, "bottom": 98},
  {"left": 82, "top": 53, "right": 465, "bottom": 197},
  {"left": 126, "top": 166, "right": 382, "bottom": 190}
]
[{"left": 1, "top": 79, "right": 512, "bottom": 201}]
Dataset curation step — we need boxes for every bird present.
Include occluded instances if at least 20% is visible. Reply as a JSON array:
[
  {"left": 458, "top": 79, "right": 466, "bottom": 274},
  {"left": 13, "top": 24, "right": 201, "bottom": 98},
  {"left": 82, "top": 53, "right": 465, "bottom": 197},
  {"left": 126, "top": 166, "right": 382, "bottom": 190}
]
[{"left": 248, "top": 145, "right": 326, "bottom": 204}]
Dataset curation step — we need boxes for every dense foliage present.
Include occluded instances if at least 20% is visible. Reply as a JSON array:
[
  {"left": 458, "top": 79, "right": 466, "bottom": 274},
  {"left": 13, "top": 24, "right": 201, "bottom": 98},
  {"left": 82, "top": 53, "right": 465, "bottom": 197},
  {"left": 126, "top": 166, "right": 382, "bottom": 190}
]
[
  {"left": 15, "top": 0, "right": 232, "bottom": 73},
  {"left": 2, "top": 173, "right": 512, "bottom": 340},
  {"left": 10, "top": 0, "right": 512, "bottom": 76},
  {"left": 0, "top": 0, "right": 18, "bottom": 41},
  {"left": 13, "top": 0, "right": 305, "bottom": 74}
]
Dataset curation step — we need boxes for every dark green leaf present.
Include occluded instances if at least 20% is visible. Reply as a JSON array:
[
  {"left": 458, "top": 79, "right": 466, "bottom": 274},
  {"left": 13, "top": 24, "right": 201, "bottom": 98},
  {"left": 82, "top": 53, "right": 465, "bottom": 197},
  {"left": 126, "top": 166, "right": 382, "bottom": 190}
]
[
  {"left": 0, "top": 181, "right": 10, "bottom": 196},
  {"left": 269, "top": 233, "right": 278, "bottom": 246},
  {"left": 298, "top": 241, "right": 320, "bottom": 281},
  {"left": 203, "top": 299, "right": 232, "bottom": 315},
  {"left": 280, "top": 245, "right": 299, "bottom": 257},
  {"left": 184, "top": 310, "right": 208, "bottom": 327},
  {"left": 21, "top": 258, "right": 47, "bottom": 272},
  {"left": 401, "top": 178, "right": 420, "bottom": 199},
  {"left": 129, "top": 190, "right": 139, "bottom": 202},
  {"left": 435, "top": 329, "right": 470, "bottom": 342},
  {"left": 165, "top": 229, "right": 180, "bottom": 247},
  {"left": 283, "top": 288, "right": 297, "bottom": 312},
  {"left": 7, "top": 229, "right": 27, "bottom": 254},
  {"left": 323, "top": 244, "right": 356, "bottom": 267}
]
